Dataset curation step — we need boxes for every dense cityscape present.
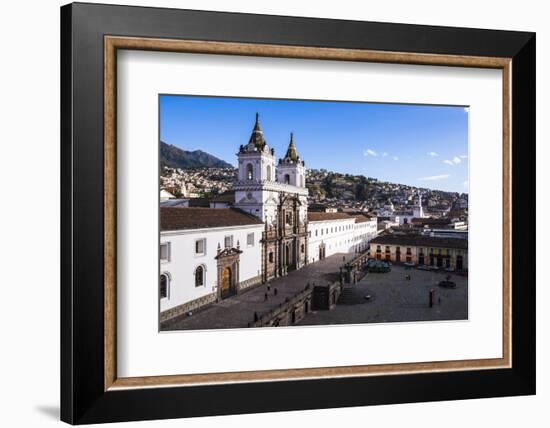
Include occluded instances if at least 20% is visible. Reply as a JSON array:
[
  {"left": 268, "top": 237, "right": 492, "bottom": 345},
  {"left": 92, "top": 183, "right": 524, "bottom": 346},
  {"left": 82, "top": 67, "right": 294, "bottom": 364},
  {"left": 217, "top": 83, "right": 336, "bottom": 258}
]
[{"left": 160, "top": 165, "right": 468, "bottom": 226}]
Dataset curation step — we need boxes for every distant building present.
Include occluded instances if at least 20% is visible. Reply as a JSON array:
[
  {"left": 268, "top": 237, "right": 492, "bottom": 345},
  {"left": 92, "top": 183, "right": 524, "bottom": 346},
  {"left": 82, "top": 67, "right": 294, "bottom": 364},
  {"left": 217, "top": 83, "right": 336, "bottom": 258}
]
[
  {"left": 410, "top": 217, "right": 468, "bottom": 230},
  {"left": 369, "top": 233, "right": 468, "bottom": 271},
  {"left": 396, "top": 192, "right": 427, "bottom": 225}
]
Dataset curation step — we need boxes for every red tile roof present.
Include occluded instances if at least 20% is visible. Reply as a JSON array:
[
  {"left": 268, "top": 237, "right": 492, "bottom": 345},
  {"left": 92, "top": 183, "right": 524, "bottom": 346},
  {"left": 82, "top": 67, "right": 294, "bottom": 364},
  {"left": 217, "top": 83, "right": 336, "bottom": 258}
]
[
  {"left": 370, "top": 233, "right": 468, "bottom": 249},
  {"left": 307, "top": 212, "right": 355, "bottom": 222},
  {"left": 161, "top": 207, "right": 263, "bottom": 231},
  {"left": 351, "top": 213, "right": 375, "bottom": 223},
  {"left": 307, "top": 212, "right": 375, "bottom": 223}
]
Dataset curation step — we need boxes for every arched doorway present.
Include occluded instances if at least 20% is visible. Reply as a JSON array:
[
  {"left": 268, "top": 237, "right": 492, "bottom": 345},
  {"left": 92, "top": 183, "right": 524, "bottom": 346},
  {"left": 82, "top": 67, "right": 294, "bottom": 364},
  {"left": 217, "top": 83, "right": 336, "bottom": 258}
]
[
  {"left": 160, "top": 273, "right": 169, "bottom": 299},
  {"left": 220, "top": 266, "right": 232, "bottom": 299}
]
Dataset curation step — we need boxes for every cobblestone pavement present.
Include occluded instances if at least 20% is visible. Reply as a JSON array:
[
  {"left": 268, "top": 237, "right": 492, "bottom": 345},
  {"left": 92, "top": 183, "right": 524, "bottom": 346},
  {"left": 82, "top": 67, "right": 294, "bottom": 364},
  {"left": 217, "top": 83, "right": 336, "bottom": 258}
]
[
  {"left": 162, "top": 252, "right": 354, "bottom": 331},
  {"left": 297, "top": 265, "right": 468, "bottom": 326}
]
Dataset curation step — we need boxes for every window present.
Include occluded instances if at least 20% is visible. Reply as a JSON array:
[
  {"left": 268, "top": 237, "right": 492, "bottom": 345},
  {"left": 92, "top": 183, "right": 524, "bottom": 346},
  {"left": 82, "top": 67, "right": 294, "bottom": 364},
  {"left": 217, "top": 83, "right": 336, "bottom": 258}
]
[
  {"left": 160, "top": 273, "right": 169, "bottom": 299},
  {"left": 269, "top": 252, "right": 274, "bottom": 263},
  {"left": 315, "top": 230, "right": 318, "bottom": 237},
  {"left": 301, "top": 244, "right": 305, "bottom": 253},
  {"left": 406, "top": 247, "right": 412, "bottom": 255},
  {"left": 286, "top": 212, "right": 292, "bottom": 225},
  {"left": 246, "top": 163, "right": 254, "bottom": 180},
  {"left": 284, "top": 174, "right": 290, "bottom": 184},
  {"left": 195, "top": 266, "right": 204, "bottom": 287},
  {"left": 247, "top": 232, "right": 254, "bottom": 247},
  {"left": 160, "top": 242, "right": 170, "bottom": 262},
  {"left": 376, "top": 245, "right": 381, "bottom": 252},
  {"left": 195, "top": 238, "right": 206, "bottom": 255},
  {"left": 224, "top": 235, "right": 233, "bottom": 248},
  {"left": 385, "top": 246, "right": 390, "bottom": 253},
  {"left": 266, "top": 165, "right": 272, "bottom": 181}
]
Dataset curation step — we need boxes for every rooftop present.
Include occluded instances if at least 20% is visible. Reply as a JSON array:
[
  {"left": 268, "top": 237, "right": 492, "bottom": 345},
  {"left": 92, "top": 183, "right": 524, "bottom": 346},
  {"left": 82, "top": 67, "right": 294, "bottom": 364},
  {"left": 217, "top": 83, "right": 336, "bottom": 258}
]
[
  {"left": 210, "top": 190, "right": 235, "bottom": 203},
  {"left": 350, "top": 213, "right": 375, "bottom": 223},
  {"left": 161, "top": 207, "right": 263, "bottom": 231},
  {"left": 307, "top": 212, "right": 356, "bottom": 222},
  {"left": 370, "top": 233, "right": 468, "bottom": 249}
]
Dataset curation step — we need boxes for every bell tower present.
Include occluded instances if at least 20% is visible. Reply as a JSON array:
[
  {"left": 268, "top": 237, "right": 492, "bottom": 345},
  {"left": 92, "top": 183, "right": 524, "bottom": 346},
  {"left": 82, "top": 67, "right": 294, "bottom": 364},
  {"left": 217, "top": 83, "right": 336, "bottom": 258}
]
[
  {"left": 234, "top": 113, "right": 277, "bottom": 223},
  {"left": 413, "top": 192, "right": 425, "bottom": 218},
  {"left": 236, "top": 113, "right": 276, "bottom": 183},
  {"left": 277, "top": 133, "right": 306, "bottom": 188}
]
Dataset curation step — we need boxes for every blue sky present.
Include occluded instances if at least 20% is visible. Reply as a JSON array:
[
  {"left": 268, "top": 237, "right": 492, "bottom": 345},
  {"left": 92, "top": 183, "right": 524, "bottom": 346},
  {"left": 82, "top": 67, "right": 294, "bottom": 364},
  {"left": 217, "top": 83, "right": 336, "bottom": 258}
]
[{"left": 160, "top": 95, "right": 469, "bottom": 193}]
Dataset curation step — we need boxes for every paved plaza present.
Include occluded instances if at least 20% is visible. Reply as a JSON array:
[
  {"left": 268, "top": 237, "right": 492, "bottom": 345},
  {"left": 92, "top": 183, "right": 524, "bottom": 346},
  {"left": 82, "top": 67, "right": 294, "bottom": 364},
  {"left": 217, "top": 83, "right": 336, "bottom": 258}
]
[
  {"left": 162, "top": 252, "right": 353, "bottom": 331},
  {"left": 162, "top": 253, "right": 468, "bottom": 331},
  {"left": 298, "top": 265, "right": 468, "bottom": 326}
]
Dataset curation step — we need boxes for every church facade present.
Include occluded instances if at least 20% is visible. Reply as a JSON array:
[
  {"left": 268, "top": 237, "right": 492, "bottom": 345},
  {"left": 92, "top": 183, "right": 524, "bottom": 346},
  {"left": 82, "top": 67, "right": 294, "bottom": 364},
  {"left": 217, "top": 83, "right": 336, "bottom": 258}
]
[{"left": 160, "top": 114, "right": 377, "bottom": 322}]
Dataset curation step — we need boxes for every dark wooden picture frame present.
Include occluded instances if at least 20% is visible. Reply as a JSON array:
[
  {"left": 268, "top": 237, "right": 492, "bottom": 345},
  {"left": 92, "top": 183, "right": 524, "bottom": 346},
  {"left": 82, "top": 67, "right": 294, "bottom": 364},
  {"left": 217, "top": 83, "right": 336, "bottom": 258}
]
[{"left": 61, "top": 2, "right": 535, "bottom": 424}]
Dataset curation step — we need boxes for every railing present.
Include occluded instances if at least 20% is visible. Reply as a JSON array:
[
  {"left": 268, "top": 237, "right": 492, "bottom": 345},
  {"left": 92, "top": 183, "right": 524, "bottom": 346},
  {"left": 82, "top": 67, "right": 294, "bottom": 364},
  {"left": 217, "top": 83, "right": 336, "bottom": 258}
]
[{"left": 248, "top": 285, "right": 313, "bottom": 327}]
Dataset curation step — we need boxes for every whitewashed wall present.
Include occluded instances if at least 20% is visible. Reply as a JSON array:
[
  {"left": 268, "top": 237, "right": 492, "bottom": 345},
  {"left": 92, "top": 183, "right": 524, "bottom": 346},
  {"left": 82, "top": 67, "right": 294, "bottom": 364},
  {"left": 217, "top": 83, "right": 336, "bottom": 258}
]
[
  {"left": 160, "top": 224, "right": 264, "bottom": 312},
  {"left": 307, "top": 218, "right": 355, "bottom": 262},
  {"left": 307, "top": 217, "right": 378, "bottom": 263},
  {"left": 352, "top": 219, "right": 378, "bottom": 252}
]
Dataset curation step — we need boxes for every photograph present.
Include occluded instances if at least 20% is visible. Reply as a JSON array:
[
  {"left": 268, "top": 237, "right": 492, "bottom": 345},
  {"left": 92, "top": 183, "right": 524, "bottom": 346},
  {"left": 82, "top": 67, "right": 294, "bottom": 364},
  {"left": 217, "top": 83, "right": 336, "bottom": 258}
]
[
  {"left": 158, "top": 95, "right": 469, "bottom": 331},
  {"left": 55, "top": 2, "right": 537, "bottom": 424}
]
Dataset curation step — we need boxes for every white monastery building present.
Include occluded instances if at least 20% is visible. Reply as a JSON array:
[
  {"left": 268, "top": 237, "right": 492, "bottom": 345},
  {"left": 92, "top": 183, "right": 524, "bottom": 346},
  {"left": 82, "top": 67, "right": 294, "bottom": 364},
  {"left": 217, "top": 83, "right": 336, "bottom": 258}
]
[{"left": 159, "top": 114, "right": 378, "bottom": 322}]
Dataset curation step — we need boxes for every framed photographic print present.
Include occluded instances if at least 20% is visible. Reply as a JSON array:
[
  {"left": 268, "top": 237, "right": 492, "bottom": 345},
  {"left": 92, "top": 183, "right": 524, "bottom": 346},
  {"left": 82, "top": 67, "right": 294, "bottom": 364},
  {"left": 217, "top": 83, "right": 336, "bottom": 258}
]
[{"left": 60, "top": 2, "right": 536, "bottom": 424}]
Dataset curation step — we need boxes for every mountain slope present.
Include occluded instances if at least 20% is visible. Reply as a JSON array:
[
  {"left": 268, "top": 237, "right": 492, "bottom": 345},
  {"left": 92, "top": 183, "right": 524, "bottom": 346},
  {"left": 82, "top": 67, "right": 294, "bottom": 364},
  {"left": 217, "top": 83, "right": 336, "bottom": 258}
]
[{"left": 160, "top": 141, "right": 233, "bottom": 169}]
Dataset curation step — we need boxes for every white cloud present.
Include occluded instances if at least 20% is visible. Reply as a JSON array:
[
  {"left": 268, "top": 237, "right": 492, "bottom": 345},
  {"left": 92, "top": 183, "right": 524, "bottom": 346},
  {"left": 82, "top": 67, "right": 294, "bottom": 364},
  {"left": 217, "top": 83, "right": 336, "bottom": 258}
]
[
  {"left": 463, "top": 107, "right": 469, "bottom": 113},
  {"left": 427, "top": 151, "right": 438, "bottom": 157},
  {"left": 460, "top": 155, "right": 468, "bottom": 159},
  {"left": 363, "top": 149, "right": 377, "bottom": 157},
  {"left": 419, "top": 174, "right": 450, "bottom": 181},
  {"left": 443, "top": 156, "right": 463, "bottom": 166},
  {"left": 463, "top": 180, "right": 469, "bottom": 189},
  {"left": 382, "top": 152, "right": 388, "bottom": 157},
  {"left": 392, "top": 156, "right": 399, "bottom": 161}
]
